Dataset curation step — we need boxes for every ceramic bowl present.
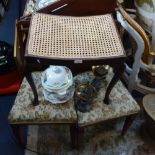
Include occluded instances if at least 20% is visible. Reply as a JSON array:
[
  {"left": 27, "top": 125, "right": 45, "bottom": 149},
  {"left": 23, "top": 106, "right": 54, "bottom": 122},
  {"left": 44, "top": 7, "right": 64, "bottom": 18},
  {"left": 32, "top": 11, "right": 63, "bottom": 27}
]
[
  {"left": 41, "top": 65, "right": 74, "bottom": 104},
  {"left": 41, "top": 65, "right": 73, "bottom": 91}
]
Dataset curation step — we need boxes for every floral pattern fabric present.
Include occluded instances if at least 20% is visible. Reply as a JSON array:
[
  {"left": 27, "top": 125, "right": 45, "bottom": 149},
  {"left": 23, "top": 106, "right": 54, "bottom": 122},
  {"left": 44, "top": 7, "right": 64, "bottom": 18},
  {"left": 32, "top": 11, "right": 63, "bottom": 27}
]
[
  {"left": 74, "top": 71, "right": 140, "bottom": 126},
  {"left": 8, "top": 72, "right": 77, "bottom": 124},
  {"left": 8, "top": 70, "right": 140, "bottom": 125}
]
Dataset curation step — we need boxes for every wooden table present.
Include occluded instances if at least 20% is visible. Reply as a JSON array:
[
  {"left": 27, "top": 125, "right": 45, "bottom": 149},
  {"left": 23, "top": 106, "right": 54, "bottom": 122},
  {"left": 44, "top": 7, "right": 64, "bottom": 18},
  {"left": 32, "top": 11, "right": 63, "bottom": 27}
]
[{"left": 23, "top": 0, "right": 117, "bottom": 17}]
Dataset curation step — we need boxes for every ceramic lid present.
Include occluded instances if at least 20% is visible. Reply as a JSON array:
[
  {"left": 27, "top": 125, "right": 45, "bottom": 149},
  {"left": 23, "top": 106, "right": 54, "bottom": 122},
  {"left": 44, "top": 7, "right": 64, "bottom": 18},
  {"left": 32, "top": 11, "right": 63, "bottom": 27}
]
[{"left": 41, "top": 65, "right": 73, "bottom": 91}]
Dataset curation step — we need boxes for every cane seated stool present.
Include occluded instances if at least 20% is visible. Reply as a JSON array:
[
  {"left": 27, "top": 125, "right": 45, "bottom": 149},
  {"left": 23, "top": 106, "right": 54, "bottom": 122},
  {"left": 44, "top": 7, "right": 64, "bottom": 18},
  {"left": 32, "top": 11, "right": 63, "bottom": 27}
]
[{"left": 24, "top": 13, "right": 126, "bottom": 106}]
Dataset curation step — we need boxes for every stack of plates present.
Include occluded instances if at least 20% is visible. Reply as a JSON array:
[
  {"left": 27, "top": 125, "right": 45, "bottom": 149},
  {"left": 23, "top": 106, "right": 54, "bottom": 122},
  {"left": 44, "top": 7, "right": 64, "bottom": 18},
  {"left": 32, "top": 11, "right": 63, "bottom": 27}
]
[{"left": 41, "top": 65, "right": 75, "bottom": 104}]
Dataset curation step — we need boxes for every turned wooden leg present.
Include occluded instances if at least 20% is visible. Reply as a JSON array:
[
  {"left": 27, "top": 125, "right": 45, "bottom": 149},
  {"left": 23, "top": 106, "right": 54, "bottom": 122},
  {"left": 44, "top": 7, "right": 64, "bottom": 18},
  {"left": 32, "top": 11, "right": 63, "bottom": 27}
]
[
  {"left": 104, "top": 63, "right": 125, "bottom": 105},
  {"left": 25, "top": 72, "right": 39, "bottom": 106},
  {"left": 77, "top": 127, "right": 84, "bottom": 149},
  {"left": 10, "top": 125, "right": 25, "bottom": 147},
  {"left": 70, "top": 124, "right": 78, "bottom": 149},
  {"left": 70, "top": 125, "right": 84, "bottom": 149},
  {"left": 121, "top": 115, "right": 136, "bottom": 136}
]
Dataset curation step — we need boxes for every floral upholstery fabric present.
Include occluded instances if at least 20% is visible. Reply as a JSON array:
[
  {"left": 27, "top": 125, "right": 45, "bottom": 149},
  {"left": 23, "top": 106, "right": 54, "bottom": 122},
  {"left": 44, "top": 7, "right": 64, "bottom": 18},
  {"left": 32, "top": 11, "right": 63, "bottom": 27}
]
[
  {"left": 8, "top": 70, "right": 140, "bottom": 125},
  {"left": 8, "top": 72, "right": 77, "bottom": 124},
  {"left": 74, "top": 70, "right": 140, "bottom": 127}
]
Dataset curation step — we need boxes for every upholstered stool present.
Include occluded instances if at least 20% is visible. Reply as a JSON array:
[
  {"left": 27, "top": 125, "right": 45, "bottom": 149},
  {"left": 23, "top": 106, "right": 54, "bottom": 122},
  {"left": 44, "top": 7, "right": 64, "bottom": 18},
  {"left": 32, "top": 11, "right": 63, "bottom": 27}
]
[
  {"left": 8, "top": 70, "right": 140, "bottom": 148},
  {"left": 8, "top": 72, "right": 77, "bottom": 146},
  {"left": 75, "top": 71, "right": 140, "bottom": 127},
  {"left": 8, "top": 72, "right": 77, "bottom": 124},
  {"left": 73, "top": 71, "right": 140, "bottom": 147}
]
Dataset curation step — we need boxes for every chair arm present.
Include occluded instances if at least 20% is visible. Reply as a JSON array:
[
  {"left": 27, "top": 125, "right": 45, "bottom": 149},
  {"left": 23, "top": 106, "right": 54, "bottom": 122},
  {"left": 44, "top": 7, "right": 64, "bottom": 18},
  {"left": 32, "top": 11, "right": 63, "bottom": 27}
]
[
  {"left": 140, "top": 59, "right": 155, "bottom": 73},
  {"left": 117, "top": 3, "right": 151, "bottom": 55}
]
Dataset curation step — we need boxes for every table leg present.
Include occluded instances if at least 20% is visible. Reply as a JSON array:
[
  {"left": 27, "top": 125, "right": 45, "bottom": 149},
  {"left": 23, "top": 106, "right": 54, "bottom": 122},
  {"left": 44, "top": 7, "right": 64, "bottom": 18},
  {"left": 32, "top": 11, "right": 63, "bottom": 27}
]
[
  {"left": 121, "top": 115, "right": 136, "bottom": 136},
  {"left": 25, "top": 72, "right": 39, "bottom": 106},
  {"left": 10, "top": 125, "right": 25, "bottom": 147},
  {"left": 70, "top": 124, "right": 78, "bottom": 149},
  {"left": 77, "top": 127, "right": 84, "bottom": 149},
  {"left": 70, "top": 125, "right": 84, "bottom": 149},
  {"left": 104, "top": 63, "right": 125, "bottom": 105}
]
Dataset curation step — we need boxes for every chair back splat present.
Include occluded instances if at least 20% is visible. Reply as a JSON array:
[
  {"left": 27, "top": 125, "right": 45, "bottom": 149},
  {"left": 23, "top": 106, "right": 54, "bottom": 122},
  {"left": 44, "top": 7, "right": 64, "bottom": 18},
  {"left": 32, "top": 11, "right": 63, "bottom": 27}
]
[{"left": 117, "top": 1, "right": 155, "bottom": 94}]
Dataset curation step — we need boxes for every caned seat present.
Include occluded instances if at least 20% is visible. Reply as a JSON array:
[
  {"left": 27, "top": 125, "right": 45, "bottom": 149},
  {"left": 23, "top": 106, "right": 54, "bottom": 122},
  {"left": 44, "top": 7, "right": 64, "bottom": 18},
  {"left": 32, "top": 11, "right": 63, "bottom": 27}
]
[{"left": 26, "top": 13, "right": 125, "bottom": 59}]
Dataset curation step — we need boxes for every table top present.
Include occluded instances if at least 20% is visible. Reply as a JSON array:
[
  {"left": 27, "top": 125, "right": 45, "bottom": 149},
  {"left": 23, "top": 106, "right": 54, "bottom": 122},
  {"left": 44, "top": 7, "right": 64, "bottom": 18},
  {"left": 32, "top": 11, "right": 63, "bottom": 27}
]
[
  {"left": 75, "top": 71, "right": 140, "bottom": 127},
  {"left": 8, "top": 70, "right": 140, "bottom": 125},
  {"left": 26, "top": 13, "right": 125, "bottom": 60}
]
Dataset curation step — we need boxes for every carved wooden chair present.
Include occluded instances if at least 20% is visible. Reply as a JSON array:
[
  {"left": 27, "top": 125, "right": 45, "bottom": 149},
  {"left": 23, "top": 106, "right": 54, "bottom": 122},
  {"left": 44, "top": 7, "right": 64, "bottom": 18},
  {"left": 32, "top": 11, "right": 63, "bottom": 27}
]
[{"left": 116, "top": 2, "right": 155, "bottom": 94}]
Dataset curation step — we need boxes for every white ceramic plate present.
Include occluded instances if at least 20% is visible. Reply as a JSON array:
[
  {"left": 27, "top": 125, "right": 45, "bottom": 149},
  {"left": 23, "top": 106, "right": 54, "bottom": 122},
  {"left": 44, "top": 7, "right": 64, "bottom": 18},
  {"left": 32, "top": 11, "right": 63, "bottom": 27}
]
[{"left": 43, "top": 85, "right": 75, "bottom": 104}]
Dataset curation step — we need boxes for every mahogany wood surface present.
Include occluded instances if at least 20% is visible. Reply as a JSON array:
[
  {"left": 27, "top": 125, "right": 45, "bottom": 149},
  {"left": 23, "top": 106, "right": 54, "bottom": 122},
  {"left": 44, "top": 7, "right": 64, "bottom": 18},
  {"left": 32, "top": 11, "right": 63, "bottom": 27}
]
[
  {"left": 23, "top": 0, "right": 117, "bottom": 17},
  {"left": 52, "top": 0, "right": 117, "bottom": 16}
]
